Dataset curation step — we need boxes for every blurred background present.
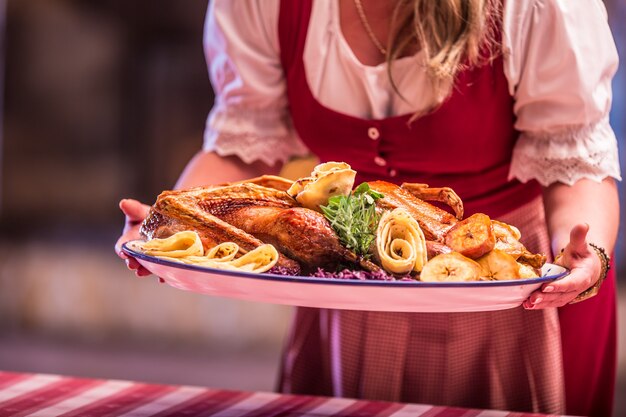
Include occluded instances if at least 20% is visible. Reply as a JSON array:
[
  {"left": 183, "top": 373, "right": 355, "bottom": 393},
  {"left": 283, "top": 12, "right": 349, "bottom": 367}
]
[{"left": 0, "top": 0, "right": 624, "bottom": 415}]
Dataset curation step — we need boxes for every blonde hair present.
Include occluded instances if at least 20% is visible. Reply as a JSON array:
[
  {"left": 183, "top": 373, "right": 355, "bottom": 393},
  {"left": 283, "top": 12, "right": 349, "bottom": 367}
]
[{"left": 387, "top": 0, "right": 502, "bottom": 116}]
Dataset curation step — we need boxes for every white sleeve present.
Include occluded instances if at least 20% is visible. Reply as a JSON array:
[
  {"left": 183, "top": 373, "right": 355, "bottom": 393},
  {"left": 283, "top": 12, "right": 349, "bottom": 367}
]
[
  {"left": 203, "top": 0, "right": 309, "bottom": 165},
  {"left": 503, "top": 0, "right": 621, "bottom": 186}
]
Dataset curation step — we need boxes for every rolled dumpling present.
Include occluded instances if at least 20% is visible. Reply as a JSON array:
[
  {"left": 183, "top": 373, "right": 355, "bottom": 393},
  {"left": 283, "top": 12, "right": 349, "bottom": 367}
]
[
  {"left": 135, "top": 230, "right": 204, "bottom": 258},
  {"left": 375, "top": 208, "right": 428, "bottom": 275},
  {"left": 227, "top": 244, "right": 280, "bottom": 273},
  {"left": 170, "top": 241, "right": 239, "bottom": 265},
  {"left": 133, "top": 231, "right": 279, "bottom": 273},
  {"left": 287, "top": 162, "right": 356, "bottom": 211},
  {"left": 189, "top": 244, "right": 278, "bottom": 273}
]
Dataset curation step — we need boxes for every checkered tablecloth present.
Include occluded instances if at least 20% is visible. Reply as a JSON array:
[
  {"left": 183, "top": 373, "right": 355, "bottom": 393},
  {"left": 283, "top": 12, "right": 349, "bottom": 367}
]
[{"left": 0, "top": 371, "right": 570, "bottom": 416}]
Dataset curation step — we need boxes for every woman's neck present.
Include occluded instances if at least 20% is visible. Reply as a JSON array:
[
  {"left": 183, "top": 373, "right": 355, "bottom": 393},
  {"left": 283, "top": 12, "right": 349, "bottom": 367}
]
[{"left": 338, "top": 0, "right": 395, "bottom": 66}]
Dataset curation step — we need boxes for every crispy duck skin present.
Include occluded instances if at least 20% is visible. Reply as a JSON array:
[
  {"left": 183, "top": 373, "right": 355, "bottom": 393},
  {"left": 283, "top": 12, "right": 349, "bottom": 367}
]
[
  {"left": 224, "top": 175, "right": 295, "bottom": 192},
  {"left": 158, "top": 183, "right": 298, "bottom": 208},
  {"left": 367, "top": 181, "right": 458, "bottom": 242}
]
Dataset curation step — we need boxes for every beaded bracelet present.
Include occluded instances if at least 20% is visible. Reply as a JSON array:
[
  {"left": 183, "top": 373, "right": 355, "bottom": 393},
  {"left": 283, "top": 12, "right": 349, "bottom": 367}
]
[{"left": 569, "top": 243, "right": 611, "bottom": 304}]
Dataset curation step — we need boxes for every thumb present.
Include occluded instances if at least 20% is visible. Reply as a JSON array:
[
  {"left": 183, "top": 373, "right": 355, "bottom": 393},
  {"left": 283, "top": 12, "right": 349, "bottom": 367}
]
[
  {"left": 119, "top": 199, "right": 150, "bottom": 222},
  {"left": 567, "top": 223, "right": 590, "bottom": 254}
]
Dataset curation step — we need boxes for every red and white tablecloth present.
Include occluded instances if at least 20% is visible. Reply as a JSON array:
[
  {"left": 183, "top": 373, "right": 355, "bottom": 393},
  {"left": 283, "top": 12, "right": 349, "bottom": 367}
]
[{"left": 0, "top": 371, "right": 571, "bottom": 416}]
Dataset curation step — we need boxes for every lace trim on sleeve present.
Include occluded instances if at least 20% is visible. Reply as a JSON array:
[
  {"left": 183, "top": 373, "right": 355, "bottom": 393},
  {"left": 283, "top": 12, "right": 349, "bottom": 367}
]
[
  {"left": 203, "top": 105, "right": 310, "bottom": 166},
  {"left": 509, "top": 118, "right": 622, "bottom": 186}
]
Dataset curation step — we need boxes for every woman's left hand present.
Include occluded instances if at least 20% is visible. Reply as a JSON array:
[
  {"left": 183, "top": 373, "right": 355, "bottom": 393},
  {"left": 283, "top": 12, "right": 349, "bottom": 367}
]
[{"left": 523, "top": 223, "right": 601, "bottom": 309}]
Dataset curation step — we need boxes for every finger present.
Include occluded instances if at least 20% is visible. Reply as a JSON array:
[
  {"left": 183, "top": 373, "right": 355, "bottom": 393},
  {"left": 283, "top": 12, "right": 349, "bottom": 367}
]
[
  {"left": 524, "top": 288, "right": 577, "bottom": 308},
  {"left": 542, "top": 268, "right": 592, "bottom": 294},
  {"left": 567, "top": 223, "right": 590, "bottom": 255},
  {"left": 523, "top": 287, "right": 546, "bottom": 309},
  {"left": 126, "top": 257, "right": 143, "bottom": 270},
  {"left": 523, "top": 290, "right": 579, "bottom": 309},
  {"left": 528, "top": 288, "right": 578, "bottom": 304},
  {"left": 119, "top": 199, "right": 150, "bottom": 222},
  {"left": 135, "top": 267, "right": 152, "bottom": 277},
  {"left": 125, "top": 258, "right": 151, "bottom": 276}
]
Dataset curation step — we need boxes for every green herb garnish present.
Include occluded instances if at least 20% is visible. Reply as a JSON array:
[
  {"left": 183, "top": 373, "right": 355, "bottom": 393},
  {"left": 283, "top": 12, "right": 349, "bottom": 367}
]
[{"left": 320, "top": 183, "right": 384, "bottom": 257}]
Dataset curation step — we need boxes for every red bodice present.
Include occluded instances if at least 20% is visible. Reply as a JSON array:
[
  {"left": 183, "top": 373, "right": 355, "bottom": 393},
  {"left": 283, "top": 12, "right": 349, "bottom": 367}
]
[{"left": 278, "top": 0, "right": 541, "bottom": 219}]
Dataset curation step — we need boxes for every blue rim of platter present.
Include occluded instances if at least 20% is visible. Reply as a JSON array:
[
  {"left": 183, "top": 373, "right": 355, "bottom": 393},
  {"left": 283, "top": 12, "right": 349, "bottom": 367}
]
[{"left": 122, "top": 241, "right": 569, "bottom": 288}]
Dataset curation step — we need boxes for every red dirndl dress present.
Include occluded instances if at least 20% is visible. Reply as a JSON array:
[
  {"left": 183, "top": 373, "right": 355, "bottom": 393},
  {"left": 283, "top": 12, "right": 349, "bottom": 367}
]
[{"left": 275, "top": 1, "right": 617, "bottom": 415}]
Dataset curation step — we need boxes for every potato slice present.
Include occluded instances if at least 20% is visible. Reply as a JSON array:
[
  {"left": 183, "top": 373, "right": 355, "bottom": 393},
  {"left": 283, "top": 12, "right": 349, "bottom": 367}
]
[
  {"left": 420, "top": 252, "right": 481, "bottom": 282},
  {"left": 491, "top": 220, "right": 525, "bottom": 259},
  {"left": 444, "top": 213, "right": 495, "bottom": 259},
  {"left": 476, "top": 249, "right": 521, "bottom": 281},
  {"left": 518, "top": 262, "right": 541, "bottom": 279}
]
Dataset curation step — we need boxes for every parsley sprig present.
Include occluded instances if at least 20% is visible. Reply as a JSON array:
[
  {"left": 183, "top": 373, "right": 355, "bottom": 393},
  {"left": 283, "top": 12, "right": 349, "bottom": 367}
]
[{"left": 320, "top": 183, "right": 384, "bottom": 257}]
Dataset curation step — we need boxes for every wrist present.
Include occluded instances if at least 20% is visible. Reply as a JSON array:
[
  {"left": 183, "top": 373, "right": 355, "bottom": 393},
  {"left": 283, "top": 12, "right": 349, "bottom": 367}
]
[{"left": 569, "top": 243, "right": 610, "bottom": 304}]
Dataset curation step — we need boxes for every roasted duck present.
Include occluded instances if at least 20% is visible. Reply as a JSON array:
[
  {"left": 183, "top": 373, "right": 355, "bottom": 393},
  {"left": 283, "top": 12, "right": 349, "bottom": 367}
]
[
  {"left": 141, "top": 182, "right": 379, "bottom": 273},
  {"left": 142, "top": 183, "right": 301, "bottom": 273}
]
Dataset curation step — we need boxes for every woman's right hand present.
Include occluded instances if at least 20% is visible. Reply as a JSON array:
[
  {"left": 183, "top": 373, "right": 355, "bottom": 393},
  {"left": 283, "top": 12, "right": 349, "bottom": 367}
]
[{"left": 115, "top": 198, "right": 152, "bottom": 277}]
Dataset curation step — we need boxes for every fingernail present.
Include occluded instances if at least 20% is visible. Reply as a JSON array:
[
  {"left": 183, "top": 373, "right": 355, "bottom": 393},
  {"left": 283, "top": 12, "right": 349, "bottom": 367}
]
[
  {"left": 543, "top": 286, "right": 554, "bottom": 293},
  {"left": 533, "top": 296, "right": 543, "bottom": 305}
]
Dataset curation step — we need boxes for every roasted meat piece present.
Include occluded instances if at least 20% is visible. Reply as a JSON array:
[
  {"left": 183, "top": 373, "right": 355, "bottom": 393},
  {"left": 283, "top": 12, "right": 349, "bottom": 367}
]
[
  {"left": 141, "top": 183, "right": 378, "bottom": 273},
  {"left": 368, "top": 181, "right": 460, "bottom": 242},
  {"left": 141, "top": 184, "right": 301, "bottom": 273}
]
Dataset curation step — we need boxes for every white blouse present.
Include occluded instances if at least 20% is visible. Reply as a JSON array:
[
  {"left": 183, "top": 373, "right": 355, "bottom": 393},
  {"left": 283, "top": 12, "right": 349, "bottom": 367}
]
[{"left": 203, "top": 0, "right": 621, "bottom": 186}]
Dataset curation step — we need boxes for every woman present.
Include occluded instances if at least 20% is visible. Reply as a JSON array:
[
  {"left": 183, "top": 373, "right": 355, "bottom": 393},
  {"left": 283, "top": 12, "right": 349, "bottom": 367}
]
[{"left": 116, "top": 0, "right": 621, "bottom": 415}]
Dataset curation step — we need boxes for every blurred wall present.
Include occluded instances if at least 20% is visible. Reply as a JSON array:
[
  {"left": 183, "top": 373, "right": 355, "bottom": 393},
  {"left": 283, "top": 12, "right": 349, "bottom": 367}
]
[{"left": 1, "top": 0, "right": 212, "bottom": 232}]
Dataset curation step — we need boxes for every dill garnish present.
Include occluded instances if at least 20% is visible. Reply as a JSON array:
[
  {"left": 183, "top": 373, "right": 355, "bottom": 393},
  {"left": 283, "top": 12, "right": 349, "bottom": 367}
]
[{"left": 320, "top": 183, "right": 384, "bottom": 257}]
